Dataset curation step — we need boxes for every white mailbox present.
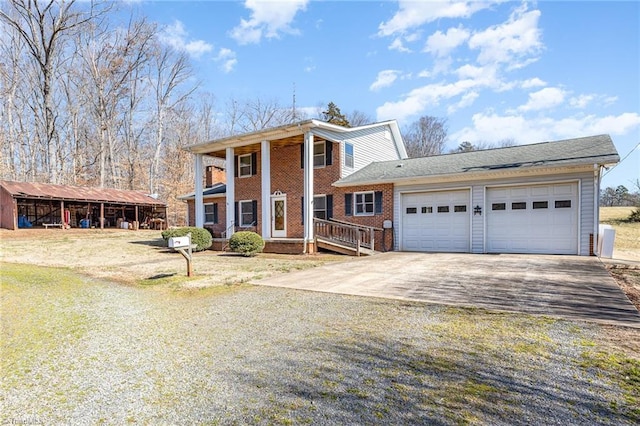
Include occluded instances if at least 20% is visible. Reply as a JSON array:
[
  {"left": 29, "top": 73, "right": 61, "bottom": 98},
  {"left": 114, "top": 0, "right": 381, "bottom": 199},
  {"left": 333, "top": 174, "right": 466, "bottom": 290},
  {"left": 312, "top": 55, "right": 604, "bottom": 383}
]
[{"left": 168, "top": 236, "right": 190, "bottom": 248}]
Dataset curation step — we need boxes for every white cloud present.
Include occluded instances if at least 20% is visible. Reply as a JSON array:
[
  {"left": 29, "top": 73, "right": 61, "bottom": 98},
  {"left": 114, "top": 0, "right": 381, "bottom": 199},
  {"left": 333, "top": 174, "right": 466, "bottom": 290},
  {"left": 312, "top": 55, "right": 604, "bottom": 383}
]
[
  {"left": 468, "top": 6, "right": 542, "bottom": 68},
  {"left": 521, "top": 77, "right": 546, "bottom": 88},
  {"left": 378, "top": 0, "right": 498, "bottom": 37},
  {"left": 230, "top": 0, "right": 309, "bottom": 45},
  {"left": 214, "top": 48, "right": 237, "bottom": 73},
  {"left": 389, "top": 37, "right": 412, "bottom": 53},
  {"left": 376, "top": 79, "right": 478, "bottom": 121},
  {"left": 447, "top": 91, "right": 479, "bottom": 114},
  {"left": 424, "top": 25, "right": 470, "bottom": 57},
  {"left": 569, "top": 94, "right": 594, "bottom": 109},
  {"left": 160, "top": 21, "right": 213, "bottom": 58},
  {"left": 518, "top": 87, "right": 566, "bottom": 112},
  {"left": 370, "top": 70, "right": 401, "bottom": 91},
  {"left": 450, "top": 112, "right": 640, "bottom": 145}
]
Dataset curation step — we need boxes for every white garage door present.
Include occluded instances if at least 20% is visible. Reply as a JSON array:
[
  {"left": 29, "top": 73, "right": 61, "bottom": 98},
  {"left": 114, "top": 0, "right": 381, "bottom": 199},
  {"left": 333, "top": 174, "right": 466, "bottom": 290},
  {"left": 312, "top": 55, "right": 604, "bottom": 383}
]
[
  {"left": 487, "top": 182, "right": 578, "bottom": 254},
  {"left": 401, "top": 190, "right": 470, "bottom": 252}
]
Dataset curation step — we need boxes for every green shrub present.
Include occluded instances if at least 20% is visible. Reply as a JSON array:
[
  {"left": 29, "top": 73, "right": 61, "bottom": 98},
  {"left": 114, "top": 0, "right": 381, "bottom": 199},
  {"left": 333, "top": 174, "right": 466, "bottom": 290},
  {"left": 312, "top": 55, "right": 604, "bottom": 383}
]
[
  {"left": 161, "top": 227, "right": 212, "bottom": 252},
  {"left": 629, "top": 208, "right": 640, "bottom": 223},
  {"left": 228, "top": 231, "right": 265, "bottom": 257}
]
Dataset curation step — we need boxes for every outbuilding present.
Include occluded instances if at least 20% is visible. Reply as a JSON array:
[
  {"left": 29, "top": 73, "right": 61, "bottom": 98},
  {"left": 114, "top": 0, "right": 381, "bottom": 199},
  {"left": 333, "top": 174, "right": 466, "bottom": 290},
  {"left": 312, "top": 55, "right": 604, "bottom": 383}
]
[{"left": 0, "top": 180, "right": 167, "bottom": 230}]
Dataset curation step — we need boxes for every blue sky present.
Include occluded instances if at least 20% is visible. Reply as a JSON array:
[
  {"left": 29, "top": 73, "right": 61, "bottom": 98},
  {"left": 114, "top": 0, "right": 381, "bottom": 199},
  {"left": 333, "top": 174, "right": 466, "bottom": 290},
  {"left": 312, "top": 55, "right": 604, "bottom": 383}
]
[{"left": 129, "top": 0, "right": 639, "bottom": 190}]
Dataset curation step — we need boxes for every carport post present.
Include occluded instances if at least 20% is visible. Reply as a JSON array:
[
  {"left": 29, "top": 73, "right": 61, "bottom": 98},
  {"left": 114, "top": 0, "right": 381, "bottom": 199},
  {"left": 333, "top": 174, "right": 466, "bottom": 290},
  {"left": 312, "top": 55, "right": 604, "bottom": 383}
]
[
  {"left": 60, "top": 201, "right": 64, "bottom": 226},
  {"left": 100, "top": 203, "right": 104, "bottom": 229}
]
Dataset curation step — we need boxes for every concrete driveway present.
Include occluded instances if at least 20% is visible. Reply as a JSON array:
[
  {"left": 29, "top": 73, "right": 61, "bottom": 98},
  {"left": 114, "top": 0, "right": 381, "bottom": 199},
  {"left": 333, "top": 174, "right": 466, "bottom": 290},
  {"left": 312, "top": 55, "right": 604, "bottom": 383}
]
[{"left": 254, "top": 252, "right": 640, "bottom": 328}]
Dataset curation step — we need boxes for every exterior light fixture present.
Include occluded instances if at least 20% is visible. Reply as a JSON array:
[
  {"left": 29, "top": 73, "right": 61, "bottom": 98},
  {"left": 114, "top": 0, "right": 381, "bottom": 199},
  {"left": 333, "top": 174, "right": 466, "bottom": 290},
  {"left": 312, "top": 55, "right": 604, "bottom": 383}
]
[{"left": 474, "top": 205, "right": 482, "bottom": 216}]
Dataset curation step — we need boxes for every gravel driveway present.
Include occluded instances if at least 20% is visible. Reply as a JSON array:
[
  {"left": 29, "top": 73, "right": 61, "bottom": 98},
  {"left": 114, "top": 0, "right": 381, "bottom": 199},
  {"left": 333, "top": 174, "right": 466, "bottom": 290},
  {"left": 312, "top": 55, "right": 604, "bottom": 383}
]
[{"left": 2, "top": 263, "right": 638, "bottom": 425}]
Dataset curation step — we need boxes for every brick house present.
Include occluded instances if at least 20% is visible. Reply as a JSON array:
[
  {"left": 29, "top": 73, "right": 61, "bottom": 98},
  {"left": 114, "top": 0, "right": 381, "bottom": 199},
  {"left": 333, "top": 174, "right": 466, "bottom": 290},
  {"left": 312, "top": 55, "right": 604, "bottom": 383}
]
[
  {"left": 184, "top": 120, "right": 619, "bottom": 256},
  {"left": 182, "top": 119, "right": 406, "bottom": 253}
]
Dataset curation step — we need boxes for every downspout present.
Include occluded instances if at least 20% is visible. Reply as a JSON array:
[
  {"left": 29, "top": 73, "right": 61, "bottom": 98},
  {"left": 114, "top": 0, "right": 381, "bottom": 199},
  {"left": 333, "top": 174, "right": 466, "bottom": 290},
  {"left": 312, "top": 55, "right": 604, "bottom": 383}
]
[{"left": 593, "top": 163, "right": 601, "bottom": 255}]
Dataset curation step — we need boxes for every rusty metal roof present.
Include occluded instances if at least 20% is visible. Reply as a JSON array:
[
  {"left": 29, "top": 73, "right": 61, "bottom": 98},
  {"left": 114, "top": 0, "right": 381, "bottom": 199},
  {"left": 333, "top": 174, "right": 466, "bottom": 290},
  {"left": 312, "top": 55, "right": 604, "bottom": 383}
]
[{"left": 0, "top": 180, "right": 166, "bottom": 206}]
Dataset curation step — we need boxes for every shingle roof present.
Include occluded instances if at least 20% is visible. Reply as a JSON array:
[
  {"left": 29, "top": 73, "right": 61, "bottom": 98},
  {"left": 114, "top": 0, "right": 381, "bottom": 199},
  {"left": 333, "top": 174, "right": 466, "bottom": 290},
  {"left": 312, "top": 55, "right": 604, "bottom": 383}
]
[
  {"left": 178, "top": 183, "right": 226, "bottom": 200},
  {"left": 335, "top": 134, "right": 620, "bottom": 186},
  {"left": 0, "top": 180, "right": 166, "bottom": 206}
]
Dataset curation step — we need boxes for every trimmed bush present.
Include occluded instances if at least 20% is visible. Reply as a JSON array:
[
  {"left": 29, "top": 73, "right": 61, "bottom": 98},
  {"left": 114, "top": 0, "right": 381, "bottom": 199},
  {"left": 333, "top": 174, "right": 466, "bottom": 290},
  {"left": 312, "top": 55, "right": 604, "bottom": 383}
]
[
  {"left": 161, "top": 227, "right": 212, "bottom": 252},
  {"left": 228, "top": 231, "right": 265, "bottom": 257}
]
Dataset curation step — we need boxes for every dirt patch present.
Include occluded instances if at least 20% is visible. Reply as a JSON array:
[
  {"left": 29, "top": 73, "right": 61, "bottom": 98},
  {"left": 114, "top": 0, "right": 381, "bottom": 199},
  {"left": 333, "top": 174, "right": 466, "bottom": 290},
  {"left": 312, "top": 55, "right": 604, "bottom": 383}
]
[
  {"left": 607, "top": 264, "right": 640, "bottom": 312},
  {"left": 0, "top": 229, "right": 346, "bottom": 287}
]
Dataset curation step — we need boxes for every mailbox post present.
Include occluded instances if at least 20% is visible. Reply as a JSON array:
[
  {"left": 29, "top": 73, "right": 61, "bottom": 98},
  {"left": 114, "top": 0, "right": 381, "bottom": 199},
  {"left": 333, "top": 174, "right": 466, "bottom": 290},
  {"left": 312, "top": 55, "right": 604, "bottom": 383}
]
[{"left": 168, "top": 233, "right": 194, "bottom": 277}]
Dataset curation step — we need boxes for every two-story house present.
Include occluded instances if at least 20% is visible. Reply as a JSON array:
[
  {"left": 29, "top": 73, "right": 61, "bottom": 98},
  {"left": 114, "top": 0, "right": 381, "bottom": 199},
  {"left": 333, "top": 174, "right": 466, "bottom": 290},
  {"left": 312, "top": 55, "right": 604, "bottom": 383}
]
[
  {"left": 182, "top": 119, "right": 619, "bottom": 257},
  {"left": 182, "top": 119, "right": 407, "bottom": 254}
]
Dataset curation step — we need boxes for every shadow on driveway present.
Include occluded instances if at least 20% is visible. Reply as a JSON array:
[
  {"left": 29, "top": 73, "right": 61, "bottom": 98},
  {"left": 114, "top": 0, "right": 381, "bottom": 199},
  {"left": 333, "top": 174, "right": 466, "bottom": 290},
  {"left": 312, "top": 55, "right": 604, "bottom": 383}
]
[{"left": 254, "top": 252, "right": 640, "bottom": 328}]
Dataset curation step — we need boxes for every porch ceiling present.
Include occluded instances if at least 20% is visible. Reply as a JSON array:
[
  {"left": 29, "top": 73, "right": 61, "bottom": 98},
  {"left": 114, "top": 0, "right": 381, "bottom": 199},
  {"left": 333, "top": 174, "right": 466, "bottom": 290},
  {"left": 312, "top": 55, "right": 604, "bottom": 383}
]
[{"left": 206, "top": 134, "right": 324, "bottom": 158}]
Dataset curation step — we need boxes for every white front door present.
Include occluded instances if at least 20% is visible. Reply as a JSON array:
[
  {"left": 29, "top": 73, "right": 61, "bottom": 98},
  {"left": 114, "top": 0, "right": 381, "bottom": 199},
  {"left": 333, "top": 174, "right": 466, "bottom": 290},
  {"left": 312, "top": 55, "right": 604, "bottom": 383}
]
[{"left": 271, "top": 194, "right": 287, "bottom": 238}]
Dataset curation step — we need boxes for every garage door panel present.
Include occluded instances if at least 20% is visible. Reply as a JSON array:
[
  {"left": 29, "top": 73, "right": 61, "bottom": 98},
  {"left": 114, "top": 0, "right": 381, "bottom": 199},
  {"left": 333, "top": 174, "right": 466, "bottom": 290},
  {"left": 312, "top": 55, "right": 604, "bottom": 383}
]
[
  {"left": 402, "top": 190, "right": 470, "bottom": 252},
  {"left": 487, "top": 183, "right": 578, "bottom": 255}
]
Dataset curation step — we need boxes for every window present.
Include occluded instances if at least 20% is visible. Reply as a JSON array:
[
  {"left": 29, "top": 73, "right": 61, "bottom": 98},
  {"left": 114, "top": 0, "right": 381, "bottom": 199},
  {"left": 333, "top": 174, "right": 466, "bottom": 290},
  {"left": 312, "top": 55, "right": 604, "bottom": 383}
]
[
  {"left": 533, "top": 201, "right": 548, "bottom": 209},
  {"left": 512, "top": 202, "right": 526, "bottom": 210},
  {"left": 492, "top": 203, "right": 506, "bottom": 211},
  {"left": 313, "top": 141, "right": 326, "bottom": 168},
  {"left": 437, "top": 206, "right": 449, "bottom": 213},
  {"left": 454, "top": 205, "right": 467, "bottom": 213},
  {"left": 204, "top": 203, "right": 218, "bottom": 224},
  {"left": 344, "top": 143, "right": 354, "bottom": 168},
  {"left": 555, "top": 200, "right": 571, "bottom": 208},
  {"left": 238, "top": 154, "right": 253, "bottom": 178},
  {"left": 314, "top": 195, "right": 327, "bottom": 219},
  {"left": 239, "top": 200, "right": 255, "bottom": 227},
  {"left": 422, "top": 206, "right": 432, "bottom": 214},
  {"left": 355, "top": 191, "right": 374, "bottom": 216},
  {"left": 406, "top": 207, "right": 417, "bottom": 214}
]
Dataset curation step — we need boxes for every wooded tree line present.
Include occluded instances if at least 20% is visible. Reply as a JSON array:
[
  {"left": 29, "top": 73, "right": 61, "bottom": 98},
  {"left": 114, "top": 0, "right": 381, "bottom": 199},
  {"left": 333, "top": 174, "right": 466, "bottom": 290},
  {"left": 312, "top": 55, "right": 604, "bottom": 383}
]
[
  {"left": 600, "top": 182, "right": 640, "bottom": 207},
  {"left": 0, "top": 1, "right": 513, "bottom": 225}
]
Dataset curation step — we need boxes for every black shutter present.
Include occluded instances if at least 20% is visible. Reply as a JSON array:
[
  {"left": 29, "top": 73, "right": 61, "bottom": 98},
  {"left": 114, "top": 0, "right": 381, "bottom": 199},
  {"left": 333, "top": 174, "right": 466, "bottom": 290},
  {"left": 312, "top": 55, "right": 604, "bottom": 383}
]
[
  {"left": 251, "top": 200, "right": 258, "bottom": 226},
  {"left": 301, "top": 197, "right": 304, "bottom": 224},
  {"left": 326, "top": 194, "right": 333, "bottom": 219},
  {"left": 326, "top": 141, "right": 333, "bottom": 166},
  {"left": 300, "top": 144, "right": 305, "bottom": 168},
  {"left": 234, "top": 155, "right": 238, "bottom": 177},
  {"left": 234, "top": 202, "right": 239, "bottom": 227},
  {"left": 251, "top": 152, "right": 258, "bottom": 175},
  {"left": 345, "top": 193, "right": 353, "bottom": 216},
  {"left": 375, "top": 191, "right": 383, "bottom": 215},
  {"left": 213, "top": 203, "right": 219, "bottom": 224}
]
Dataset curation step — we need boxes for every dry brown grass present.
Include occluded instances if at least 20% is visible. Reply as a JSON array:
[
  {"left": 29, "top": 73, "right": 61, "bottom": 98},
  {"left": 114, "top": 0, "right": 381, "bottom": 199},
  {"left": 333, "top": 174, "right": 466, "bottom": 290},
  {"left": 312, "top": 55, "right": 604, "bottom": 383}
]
[
  {"left": 0, "top": 228, "right": 346, "bottom": 288},
  {"left": 599, "top": 207, "right": 640, "bottom": 262}
]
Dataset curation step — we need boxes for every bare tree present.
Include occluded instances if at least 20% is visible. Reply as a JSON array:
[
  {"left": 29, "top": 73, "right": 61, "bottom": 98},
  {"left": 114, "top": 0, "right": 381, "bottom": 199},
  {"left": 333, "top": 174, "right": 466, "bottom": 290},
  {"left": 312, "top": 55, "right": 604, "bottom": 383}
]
[
  {"left": 347, "top": 110, "right": 373, "bottom": 127},
  {"left": 0, "top": 0, "right": 104, "bottom": 183},
  {"left": 403, "top": 116, "right": 448, "bottom": 157}
]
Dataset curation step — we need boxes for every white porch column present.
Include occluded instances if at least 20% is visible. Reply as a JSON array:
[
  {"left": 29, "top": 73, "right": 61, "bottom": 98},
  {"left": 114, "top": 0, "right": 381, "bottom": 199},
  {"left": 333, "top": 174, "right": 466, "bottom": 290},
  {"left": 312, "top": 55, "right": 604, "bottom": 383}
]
[
  {"left": 225, "top": 147, "right": 235, "bottom": 238},
  {"left": 194, "top": 154, "right": 204, "bottom": 228},
  {"left": 303, "top": 132, "right": 314, "bottom": 248},
  {"left": 261, "top": 140, "right": 271, "bottom": 240}
]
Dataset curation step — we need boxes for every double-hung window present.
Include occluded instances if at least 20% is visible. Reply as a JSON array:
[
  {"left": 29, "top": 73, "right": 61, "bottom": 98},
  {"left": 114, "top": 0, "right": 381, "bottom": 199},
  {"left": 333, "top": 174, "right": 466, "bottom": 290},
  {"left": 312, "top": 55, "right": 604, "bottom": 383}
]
[
  {"left": 313, "top": 195, "right": 327, "bottom": 220},
  {"left": 354, "top": 191, "right": 374, "bottom": 216},
  {"left": 238, "top": 154, "right": 252, "bottom": 178},
  {"left": 239, "top": 200, "right": 255, "bottom": 227},
  {"left": 313, "top": 141, "right": 326, "bottom": 168},
  {"left": 344, "top": 143, "right": 354, "bottom": 168},
  {"left": 204, "top": 203, "right": 217, "bottom": 224}
]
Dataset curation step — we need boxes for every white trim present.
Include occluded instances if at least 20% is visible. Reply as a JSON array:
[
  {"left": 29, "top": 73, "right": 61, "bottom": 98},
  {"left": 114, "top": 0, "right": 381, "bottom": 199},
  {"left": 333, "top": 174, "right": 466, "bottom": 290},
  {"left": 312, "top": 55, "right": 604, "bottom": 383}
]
[
  {"left": 313, "top": 140, "right": 326, "bottom": 168},
  {"left": 238, "top": 199, "right": 254, "bottom": 228},
  {"left": 313, "top": 194, "right": 328, "bottom": 220},
  {"left": 194, "top": 154, "right": 204, "bottom": 228},
  {"left": 238, "top": 153, "right": 253, "bottom": 178},
  {"left": 353, "top": 191, "right": 375, "bottom": 217},
  {"left": 261, "top": 140, "right": 271, "bottom": 239},
  {"left": 271, "top": 193, "right": 286, "bottom": 238},
  {"left": 204, "top": 202, "right": 217, "bottom": 225},
  {"left": 225, "top": 147, "right": 235, "bottom": 237}
]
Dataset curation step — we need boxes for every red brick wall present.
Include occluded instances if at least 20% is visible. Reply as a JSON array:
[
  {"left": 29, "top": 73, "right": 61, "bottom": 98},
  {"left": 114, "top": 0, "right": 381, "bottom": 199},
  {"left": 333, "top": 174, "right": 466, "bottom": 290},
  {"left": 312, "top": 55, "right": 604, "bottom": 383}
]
[
  {"left": 186, "top": 197, "right": 227, "bottom": 237},
  {"left": 235, "top": 146, "right": 262, "bottom": 232},
  {"left": 205, "top": 166, "right": 226, "bottom": 186}
]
